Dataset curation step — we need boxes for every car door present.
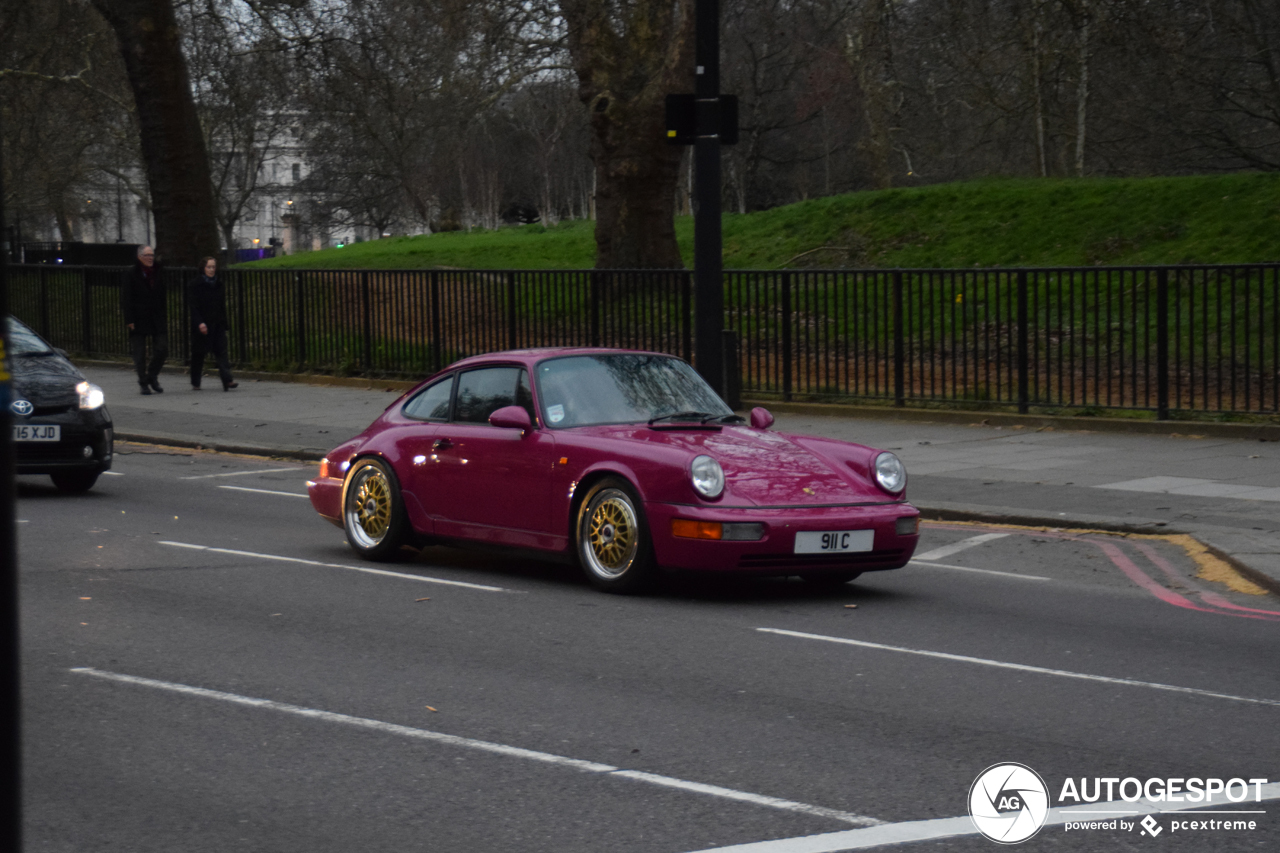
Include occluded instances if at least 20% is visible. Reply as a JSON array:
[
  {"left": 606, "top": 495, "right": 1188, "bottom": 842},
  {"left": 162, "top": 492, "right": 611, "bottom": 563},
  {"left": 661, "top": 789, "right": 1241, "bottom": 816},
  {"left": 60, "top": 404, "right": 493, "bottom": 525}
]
[
  {"left": 424, "top": 366, "right": 557, "bottom": 544},
  {"left": 391, "top": 374, "right": 453, "bottom": 530}
]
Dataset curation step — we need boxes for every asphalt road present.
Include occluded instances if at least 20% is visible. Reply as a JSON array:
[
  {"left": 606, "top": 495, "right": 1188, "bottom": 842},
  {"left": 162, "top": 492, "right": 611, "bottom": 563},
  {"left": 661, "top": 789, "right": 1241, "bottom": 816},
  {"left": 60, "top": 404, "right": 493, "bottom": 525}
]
[{"left": 18, "top": 444, "right": 1280, "bottom": 852}]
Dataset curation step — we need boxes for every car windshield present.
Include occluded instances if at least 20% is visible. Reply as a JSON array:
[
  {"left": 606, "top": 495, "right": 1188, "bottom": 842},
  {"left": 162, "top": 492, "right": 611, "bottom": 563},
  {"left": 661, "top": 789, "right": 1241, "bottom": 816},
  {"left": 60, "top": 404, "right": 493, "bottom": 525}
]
[
  {"left": 535, "top": 354, "right": 732, "bottom": 428},
  {"left": 6, "top": 318, "right": 55, "bottom": 356}
]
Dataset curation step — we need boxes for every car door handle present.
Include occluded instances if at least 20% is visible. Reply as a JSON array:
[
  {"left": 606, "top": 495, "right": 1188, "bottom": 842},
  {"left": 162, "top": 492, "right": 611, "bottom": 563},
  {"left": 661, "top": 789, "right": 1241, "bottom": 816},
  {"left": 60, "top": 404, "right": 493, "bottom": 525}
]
[{"left": 432, "top": 438, "right": 452, "bottom": 451}]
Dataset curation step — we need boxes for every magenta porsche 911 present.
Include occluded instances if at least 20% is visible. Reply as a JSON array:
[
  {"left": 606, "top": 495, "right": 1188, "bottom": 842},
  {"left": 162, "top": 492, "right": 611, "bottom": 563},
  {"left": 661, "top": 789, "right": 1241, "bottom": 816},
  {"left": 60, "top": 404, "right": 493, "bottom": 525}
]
[{"left": 307, "top": 349, "right": 920, "bottom": 593}]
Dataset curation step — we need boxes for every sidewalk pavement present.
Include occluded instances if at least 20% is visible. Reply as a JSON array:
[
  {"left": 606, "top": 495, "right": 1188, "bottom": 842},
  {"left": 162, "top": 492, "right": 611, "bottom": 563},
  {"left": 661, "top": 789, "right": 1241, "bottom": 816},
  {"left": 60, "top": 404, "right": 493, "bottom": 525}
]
[{"left": 82, "top": 362, "right": 1280, "bottom": 595}]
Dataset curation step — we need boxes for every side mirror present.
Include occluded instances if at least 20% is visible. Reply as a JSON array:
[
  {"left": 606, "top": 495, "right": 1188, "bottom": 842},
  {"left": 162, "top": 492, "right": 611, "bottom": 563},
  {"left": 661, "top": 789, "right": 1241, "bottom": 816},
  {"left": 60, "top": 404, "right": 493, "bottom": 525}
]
[
  {"left": 489, "top": 405, "right": 533, "bottom": 432},
  {"left": 750, "top": 407, "right": 774, "bottom": 430}
]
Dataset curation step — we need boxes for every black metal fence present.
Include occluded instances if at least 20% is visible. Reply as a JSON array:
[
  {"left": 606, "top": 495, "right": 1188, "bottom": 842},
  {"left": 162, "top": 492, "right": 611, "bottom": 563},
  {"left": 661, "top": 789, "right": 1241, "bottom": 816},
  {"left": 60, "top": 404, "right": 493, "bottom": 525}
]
[{"left": 8, "top": 263, "right": 1279, "bottom": 418}]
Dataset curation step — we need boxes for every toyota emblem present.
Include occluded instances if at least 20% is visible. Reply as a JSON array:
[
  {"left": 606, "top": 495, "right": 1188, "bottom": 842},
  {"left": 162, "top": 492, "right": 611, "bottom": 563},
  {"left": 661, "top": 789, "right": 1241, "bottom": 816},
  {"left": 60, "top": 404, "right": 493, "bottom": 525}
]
[{"left": 10, "top": 399, "right": 33, "bottom": 416}]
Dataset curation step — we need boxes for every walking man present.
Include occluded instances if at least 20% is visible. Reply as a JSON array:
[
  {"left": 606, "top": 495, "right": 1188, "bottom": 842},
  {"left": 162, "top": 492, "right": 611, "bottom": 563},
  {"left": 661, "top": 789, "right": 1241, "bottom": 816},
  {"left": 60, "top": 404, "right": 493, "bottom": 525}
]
[
  {"left": 120, "top": 245, "right": 168, "bottom": 394},
  {"left": 187, "top": 256, "right": 238, "bottom": 391}
]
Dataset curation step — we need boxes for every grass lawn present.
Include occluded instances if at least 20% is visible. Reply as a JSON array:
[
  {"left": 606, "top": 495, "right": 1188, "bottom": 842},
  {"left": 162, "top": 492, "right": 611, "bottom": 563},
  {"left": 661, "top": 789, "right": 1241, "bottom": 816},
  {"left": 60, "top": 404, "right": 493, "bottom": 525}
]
[{"left": 240, "top": 172, "right": 1280, "bottom": 271}]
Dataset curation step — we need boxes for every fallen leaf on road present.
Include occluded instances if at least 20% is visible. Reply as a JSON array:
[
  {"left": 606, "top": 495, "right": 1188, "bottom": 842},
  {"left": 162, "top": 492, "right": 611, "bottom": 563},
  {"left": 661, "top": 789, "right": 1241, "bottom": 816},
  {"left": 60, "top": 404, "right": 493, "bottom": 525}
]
[
  {"left": 415, "top": 597, "right": 431, "bottom": 602},
  {"left": 80, "top": 597, "right": 91, "bottom": 600},
  {"left": 425, "top": 706, "right": 438, "bottom": 712},
  {"left": 844, "top": 604, "right": 858, "bottom": 609}
]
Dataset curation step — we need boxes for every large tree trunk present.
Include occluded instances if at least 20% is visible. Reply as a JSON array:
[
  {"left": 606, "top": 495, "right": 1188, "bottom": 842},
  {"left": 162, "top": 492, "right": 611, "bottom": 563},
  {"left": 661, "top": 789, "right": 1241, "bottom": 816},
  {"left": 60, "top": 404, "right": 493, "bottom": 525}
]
[
  {"left": 561, "top": 0, "right": 694, "bottom": 269},
  {"left": 89, "top": 0, "right": 218, "bottom": 266}
]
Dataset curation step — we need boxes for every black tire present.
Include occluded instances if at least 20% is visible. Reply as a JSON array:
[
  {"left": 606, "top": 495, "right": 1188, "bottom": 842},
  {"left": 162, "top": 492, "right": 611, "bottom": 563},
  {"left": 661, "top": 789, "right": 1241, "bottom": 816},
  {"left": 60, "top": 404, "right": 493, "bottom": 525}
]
[
  {"left": 50, "top": 470, "right": 100, "bottom": 494},
  {"left": 342, "top": 457, "right": 409, "bottom": 561},
  {"left": 798, "top": 570, "right": 863, "bottom": 587},
  {"left": 575, "top": 477, "right": 657, "bottom": 594}
]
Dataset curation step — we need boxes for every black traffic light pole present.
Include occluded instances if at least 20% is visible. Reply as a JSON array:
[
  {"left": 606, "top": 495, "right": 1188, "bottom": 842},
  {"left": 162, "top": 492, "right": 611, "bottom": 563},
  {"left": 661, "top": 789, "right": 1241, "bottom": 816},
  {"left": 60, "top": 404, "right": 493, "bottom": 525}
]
[
  {"left": 0, "top": 109, "right": 21, "bottom": 852},
  {"left": 693, "top": 0, "right": 724, "bottom": 396}
]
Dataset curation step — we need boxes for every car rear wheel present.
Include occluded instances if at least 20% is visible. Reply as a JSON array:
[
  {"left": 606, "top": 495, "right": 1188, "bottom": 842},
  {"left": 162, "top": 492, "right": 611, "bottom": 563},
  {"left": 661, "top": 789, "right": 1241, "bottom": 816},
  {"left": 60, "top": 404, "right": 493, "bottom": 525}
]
[
  {"left": 576, "top": 478, "right": 656, "bottom": 594},
  {"left": 343, "top": 458, "right": 408, "bottom": 561},
  {"left": 799, "top": 570, "right": 863, "bottom": 586},
  {"left": 50, "top": 470, "right": 100, "bottom": 494}
]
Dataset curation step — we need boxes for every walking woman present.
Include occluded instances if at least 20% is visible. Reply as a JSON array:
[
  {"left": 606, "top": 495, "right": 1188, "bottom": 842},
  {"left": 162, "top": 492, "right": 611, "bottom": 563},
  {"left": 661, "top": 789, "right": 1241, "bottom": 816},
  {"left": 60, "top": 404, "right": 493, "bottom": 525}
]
[{"left": 187, "top": 256, "right": 238, "bottom": 391}]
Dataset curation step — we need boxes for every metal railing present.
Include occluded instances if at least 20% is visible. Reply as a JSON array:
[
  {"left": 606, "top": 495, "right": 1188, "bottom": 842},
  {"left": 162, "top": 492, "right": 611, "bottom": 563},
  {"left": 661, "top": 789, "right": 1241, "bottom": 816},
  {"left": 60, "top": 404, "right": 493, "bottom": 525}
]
[{"left": 7, "top": 263, "right": 1278, "bottom": 418}]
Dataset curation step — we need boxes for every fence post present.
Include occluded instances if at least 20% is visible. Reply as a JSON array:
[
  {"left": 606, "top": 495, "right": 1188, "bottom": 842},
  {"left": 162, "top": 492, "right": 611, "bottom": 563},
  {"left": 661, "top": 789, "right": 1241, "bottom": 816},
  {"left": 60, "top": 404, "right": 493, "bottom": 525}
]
[
  {"left": 39, "top": 266, "right": 49, "bottom": 338},
  {"left": 1017, "top": 269, "right": 1029, "bottom": 414},
  {"left": 506, "top": 271, "right": 518, "bottom": 350},
  {"left": 781, "top": 272, "right": 793, "bottom": 402},
  {"left": 1157, "top": 267, "right": 1169, "bottom": 419},
  {"left": 236, "top": 271, "right": 247, "bottom": 365},
  {"left": 681, "top": 271, "right": 693, "bottom": 363},
  {"left": 722, "top": 329, "right": 742, "bottom": 410},
  {"left": 361, "top": 271, "right": 372, "bottom": 371},
  {"left": 589, "top": 272, "right": 601, "bottom": 348},
  {"left": 81, "top": 268, "right": 91, "bottom": 355},
  {"left": 295, "top": 271, "right": 306, "bottom": 367},
  {"left": 429, "top": 270, "right": 442, "bottom": 372},
  {"left": 893, "top": 271, "right": 905, "bottom": 407}
]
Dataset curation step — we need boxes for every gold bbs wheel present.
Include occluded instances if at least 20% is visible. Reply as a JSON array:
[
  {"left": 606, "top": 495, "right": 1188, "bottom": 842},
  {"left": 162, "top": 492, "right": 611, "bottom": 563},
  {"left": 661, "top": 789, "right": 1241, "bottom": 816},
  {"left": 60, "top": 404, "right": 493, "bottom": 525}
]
[
  {"left": 343, "top": 458, "right": 407, "bottom": 560},
  {"left": 577, "top": 479, "right": 655, "bottom": 593}
]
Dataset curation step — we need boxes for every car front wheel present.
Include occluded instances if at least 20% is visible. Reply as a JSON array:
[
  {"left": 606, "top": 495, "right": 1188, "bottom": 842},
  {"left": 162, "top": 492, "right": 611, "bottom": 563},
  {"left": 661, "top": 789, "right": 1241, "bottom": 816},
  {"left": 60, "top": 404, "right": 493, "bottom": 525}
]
[
  {"left": 343, "top": 458, "right": 408, "bottom": 561},
  {"left": 50, "top": 470, "right": 100, "bottom": 494},
  {"left": 576, "top": 478, "right": 656, "bottom": 594}
]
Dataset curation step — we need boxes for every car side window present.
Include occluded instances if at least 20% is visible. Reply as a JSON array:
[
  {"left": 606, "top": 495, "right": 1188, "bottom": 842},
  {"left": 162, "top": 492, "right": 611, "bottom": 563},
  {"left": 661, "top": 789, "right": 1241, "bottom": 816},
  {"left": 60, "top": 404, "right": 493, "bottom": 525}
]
[
  {"left": 454, "top": 367, "right": 525, "bottom": 424},
  {"left": 403, "top": 376, "right": 453, "bottom": 421}
]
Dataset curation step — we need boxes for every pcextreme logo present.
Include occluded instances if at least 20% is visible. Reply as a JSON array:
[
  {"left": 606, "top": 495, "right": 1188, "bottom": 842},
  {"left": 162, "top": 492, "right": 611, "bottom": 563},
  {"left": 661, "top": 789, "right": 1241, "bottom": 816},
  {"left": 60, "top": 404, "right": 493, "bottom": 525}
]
[{"left": 969, "top": 763, "right": 1051, "bottom": 844}]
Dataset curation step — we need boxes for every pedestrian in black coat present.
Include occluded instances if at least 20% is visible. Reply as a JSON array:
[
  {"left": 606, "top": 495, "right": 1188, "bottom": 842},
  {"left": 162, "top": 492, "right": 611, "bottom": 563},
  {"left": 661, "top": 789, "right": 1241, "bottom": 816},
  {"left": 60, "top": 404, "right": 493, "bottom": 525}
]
[
  {"left": 187, "top": 256, "right": 238, "bottom": 391},
  {"left": 120, "top": 244, "right": 168, "bottom": 394}
]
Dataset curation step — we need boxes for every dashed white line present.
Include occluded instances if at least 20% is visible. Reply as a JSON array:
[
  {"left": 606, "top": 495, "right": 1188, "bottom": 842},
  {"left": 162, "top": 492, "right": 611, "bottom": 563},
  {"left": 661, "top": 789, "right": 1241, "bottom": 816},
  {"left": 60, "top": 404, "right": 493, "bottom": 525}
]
[
  {"left": 159, "top": 540, "right": 508, "bottom": 592},
  {"left": 907, "top": 560, "right": 1049, "bottom": 581},
  {"left": 180, "top": 467, "right": 301, "bottom": 480},
  {"left": 218, "top": 485, "right": 309, "bottom": 498},
  {"left": 756, "top": 628, "right": 1280, "bottom": 707},
  {"left": 70, "top": 667, "right": 880, "bottom": 827},
  {"left": 912, "top": 532, "right": 1009, "bottom": 562}
]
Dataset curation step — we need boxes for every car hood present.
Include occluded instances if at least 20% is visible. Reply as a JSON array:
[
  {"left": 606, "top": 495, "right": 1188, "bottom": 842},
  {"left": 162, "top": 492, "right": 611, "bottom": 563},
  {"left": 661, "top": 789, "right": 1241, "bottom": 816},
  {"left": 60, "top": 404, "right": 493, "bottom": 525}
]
[
  {"left": 10, "top": 355, "right": 83, "bottom": 408},
  {"left": 570, "top": 424, "right": 898, "bottom": 507}
]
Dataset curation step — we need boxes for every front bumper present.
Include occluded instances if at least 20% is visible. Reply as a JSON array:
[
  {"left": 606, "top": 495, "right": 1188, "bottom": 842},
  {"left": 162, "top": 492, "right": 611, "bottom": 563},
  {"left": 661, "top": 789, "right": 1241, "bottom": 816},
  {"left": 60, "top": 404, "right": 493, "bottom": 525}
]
[
  {"left": 13, "top": 409, "right": 113, "bottom": 476},
  {"left": 646, "top": 501, "right": 920, "bottom": 574}
]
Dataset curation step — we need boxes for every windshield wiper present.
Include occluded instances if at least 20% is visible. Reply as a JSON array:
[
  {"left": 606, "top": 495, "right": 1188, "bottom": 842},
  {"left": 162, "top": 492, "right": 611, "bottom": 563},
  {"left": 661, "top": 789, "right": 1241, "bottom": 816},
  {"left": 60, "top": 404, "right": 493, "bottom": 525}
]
[
  {"left": 17, "top": 350, "right": 55, "bottom": 357},
  {"left": 708, "top": 413, "right": 745, "bottom": 424},
  {"left": 648, "top": 410, "right": 716, "bottom": 425}
]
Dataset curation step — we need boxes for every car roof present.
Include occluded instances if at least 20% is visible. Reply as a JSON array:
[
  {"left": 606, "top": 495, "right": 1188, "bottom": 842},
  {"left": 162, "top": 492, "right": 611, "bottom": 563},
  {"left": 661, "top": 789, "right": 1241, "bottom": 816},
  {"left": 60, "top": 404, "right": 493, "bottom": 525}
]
[{"left": 446, "top": 347, "right": 676, "bottom": 371}]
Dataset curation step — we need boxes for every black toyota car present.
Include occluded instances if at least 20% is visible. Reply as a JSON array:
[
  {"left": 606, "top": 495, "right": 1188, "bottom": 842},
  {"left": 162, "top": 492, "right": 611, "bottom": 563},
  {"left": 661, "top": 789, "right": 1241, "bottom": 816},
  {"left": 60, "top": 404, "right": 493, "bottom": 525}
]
[{"left": 9, "top": 317, "right": 113, "bottom": 492}]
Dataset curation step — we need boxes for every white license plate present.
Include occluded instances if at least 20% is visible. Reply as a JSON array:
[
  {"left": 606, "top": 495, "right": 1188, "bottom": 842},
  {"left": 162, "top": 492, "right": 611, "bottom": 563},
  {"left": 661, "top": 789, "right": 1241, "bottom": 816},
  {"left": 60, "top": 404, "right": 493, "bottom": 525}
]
[
  {"left": 794, "top": 529, "right": 875, "bottom": 554},
  {"left": 13, "top": 424, "right": 60, "bottom": 442}
]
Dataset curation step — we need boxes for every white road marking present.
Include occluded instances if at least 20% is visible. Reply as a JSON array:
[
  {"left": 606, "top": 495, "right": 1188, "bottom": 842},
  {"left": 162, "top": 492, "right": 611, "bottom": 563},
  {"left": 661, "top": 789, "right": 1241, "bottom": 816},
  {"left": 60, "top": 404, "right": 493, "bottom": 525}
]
[
  {"left": 180, "top": 467, "right": 301, "bottom": 480},
  {"left": 70, "top": 667, "right": 880, "bottom": 827},
  {"left": 911, "top": 533, "right": 1009, "bottom": 562},
  {"left": 907, "top": 560, "right": 1049, "bottom": 581},
  {"left": 756, "top": 628, "right": 1280, "bottom": 707},
  {"left": 683, "top": 784, "right": 1280, "bottom": 852},
  {"left": 218, "top": 485, "right": 309, "bottom": 498},
  {"left": 159, "top": 541, "right": 508, "bottom": 592},
  {"left": 103, "top": 471, "right": 124, "bottom": 476}
]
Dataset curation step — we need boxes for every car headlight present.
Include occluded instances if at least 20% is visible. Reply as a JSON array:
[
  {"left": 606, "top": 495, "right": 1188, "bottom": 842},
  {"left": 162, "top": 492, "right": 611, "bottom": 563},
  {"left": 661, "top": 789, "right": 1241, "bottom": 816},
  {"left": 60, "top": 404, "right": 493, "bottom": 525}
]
[
  {"left": 874, "top": 451, "right": 906, "bottom": 494},
  {"left": 76, "top": 381, "right": 105, "bottom": 410},
  {"left": 690, "top": 454, "right": 725, "bottom": 499}
]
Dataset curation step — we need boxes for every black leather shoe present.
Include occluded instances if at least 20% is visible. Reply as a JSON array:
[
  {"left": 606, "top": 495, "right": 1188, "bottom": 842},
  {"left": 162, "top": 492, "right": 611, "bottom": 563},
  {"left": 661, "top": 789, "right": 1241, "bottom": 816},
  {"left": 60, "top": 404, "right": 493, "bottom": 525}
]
[
  {"left": 192, "top": 385, "right": 201, "bottom": 391},
  {"left": 140, "top": 385, "right": 151, "bottom": 396},
  {"left": 149, "top": 380, "right": 164, "bottom": 393},
  {"left": 223, "top": 381, "right": 238, "bottom": 391}
]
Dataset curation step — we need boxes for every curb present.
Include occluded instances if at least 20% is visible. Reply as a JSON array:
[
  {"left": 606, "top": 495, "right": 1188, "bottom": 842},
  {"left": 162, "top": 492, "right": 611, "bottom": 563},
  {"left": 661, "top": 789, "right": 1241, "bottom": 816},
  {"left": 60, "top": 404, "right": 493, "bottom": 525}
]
[
  {"left": 916, "top": 504, "right": 1280, "bottom": 597},
  {"left": 750, "top": 400, "right": 1280, "bottom": 442},
  {"left": 116, "top": 433, "right": 324, "bottom": 463}
]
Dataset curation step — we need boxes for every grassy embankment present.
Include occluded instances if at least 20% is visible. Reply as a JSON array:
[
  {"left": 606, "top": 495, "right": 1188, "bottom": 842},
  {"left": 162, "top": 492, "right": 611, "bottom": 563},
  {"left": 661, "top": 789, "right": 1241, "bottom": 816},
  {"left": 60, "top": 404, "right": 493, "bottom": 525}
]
[{"left": 240, "top": 172, "right": 1280, "bottom": 270}]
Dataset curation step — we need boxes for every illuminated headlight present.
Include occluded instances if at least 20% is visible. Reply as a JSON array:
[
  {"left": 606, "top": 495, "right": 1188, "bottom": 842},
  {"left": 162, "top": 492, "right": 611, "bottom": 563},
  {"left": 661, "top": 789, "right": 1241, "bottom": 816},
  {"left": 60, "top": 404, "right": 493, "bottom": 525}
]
[
  {"left": 76, "top": 381, "right": 105, "bottom": 410},
  {"left": 874, "top": 451, "right": 906, "bottom": 494},
  {"left": 690, "top": 454, "right": 724, "bottom": 499}
]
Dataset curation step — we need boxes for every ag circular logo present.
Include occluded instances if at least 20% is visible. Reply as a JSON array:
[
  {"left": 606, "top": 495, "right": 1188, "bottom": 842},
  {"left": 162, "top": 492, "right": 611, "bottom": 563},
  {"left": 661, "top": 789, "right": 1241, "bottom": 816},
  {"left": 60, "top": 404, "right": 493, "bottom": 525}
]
[
  {"left": 969, "top": 763, "right": 1050, "bottom": 844},
  {"left": 10, "top": 399, "right": 33, "bottom": 416}
]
